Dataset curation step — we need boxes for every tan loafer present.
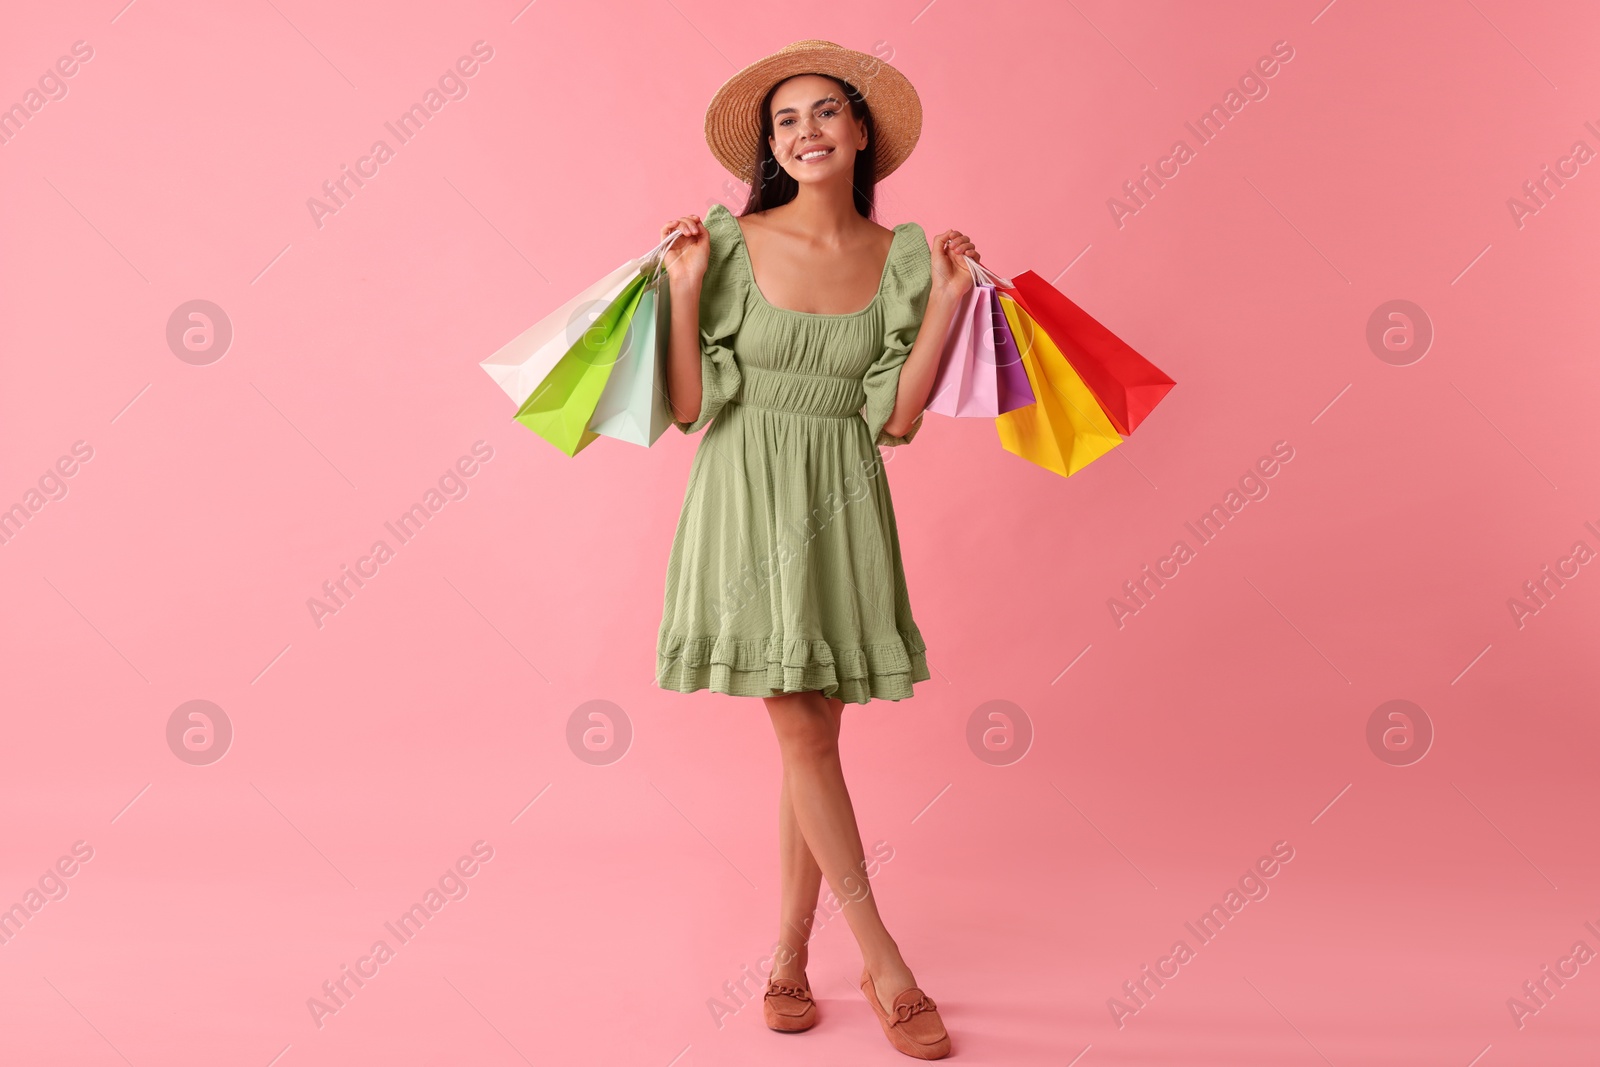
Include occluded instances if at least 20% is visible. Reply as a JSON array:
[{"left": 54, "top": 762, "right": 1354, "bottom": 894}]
[
  {"left": 763, "top": 975, "right": 818, "bottom": 1032},
  {"left": 860, "top": 968, "right": 951, "bottom": 1059}
]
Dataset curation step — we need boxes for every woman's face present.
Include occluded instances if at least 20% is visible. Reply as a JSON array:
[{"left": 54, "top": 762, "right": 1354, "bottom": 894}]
[{"left": 766, "top": 74, "right": 867, "bottom": 185}]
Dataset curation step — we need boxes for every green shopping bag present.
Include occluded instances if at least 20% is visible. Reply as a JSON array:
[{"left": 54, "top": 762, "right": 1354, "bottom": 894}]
[
  {"left": 513, "top": 269, "right": 650, "bottom": 456},
  {"left": 587, "top": 274, "right": 673, "bottom": 447}
]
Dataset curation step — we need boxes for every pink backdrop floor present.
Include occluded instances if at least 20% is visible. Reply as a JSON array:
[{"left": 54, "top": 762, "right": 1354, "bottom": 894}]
[{"left": 3, "top": 1, "right": 1598, "bottom": 1064}]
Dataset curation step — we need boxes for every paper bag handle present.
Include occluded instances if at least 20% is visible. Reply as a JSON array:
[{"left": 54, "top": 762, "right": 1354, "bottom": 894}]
[
  {"left": 638, "top": 228, "right": 690, "bottom": 287},
  {"left": 962, "top": 252, "right": 1012, "bottom": 290}
]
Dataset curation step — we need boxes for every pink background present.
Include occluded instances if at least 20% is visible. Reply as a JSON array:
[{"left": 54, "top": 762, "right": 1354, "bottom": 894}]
[{"left": 3, "top": 1, "right": 1598, "bottom": 1064}]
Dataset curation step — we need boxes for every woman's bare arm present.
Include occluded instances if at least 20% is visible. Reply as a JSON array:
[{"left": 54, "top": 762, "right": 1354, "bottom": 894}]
[
  {"left": 659, "top": 213, "right": 709, "bottom": 426},
  {"left": 881, "top": 228, "right": 981, "bottom": 439},
  {"left": 880, "top": 288, "right": 961, "bottom": 440},
  {"left": 667, "top": 274, "right": 704, "bottom": 426}
]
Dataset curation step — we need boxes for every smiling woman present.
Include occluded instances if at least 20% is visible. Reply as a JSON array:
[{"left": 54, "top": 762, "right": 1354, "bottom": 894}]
[{"left": 651, "top": 39, "right": 984, "bottom": 1061}]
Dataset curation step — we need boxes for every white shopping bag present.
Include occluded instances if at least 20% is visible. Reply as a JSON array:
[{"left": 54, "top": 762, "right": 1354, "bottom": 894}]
[{"left": 479, "top": 227, "right": 686, "bottom": 409}]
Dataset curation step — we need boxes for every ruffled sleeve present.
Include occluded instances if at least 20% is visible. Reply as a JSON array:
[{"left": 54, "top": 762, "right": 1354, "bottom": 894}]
[
  {"left": 861, "top": 222, "right": 933, "bottom": 447},
  {"left": 671, "top": 203, "right": 746, "bottom": 435}
]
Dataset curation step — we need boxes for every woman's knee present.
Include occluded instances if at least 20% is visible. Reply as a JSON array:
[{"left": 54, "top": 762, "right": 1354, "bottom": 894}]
[{"left": 765, "top": 693, "right": 840, "bottom": 761}]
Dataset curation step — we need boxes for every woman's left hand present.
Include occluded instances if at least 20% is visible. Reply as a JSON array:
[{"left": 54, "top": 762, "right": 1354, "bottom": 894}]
[{"left": 930, "top": 229, "right": 980, "bottom": 301}]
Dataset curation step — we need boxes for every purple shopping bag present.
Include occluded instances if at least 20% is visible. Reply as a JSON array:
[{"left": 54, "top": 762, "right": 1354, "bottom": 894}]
[{"left": 984, "top": 285, "right": 1034, "bottom": 414}]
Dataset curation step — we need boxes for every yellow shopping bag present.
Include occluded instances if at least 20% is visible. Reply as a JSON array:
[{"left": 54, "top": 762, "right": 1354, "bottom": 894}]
[{"left": 994, "top": 294, "right": 1123, "bottom": 477}]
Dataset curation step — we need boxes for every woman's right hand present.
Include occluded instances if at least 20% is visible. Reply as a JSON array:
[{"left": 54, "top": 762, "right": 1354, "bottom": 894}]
[{"left": 659, "top": 214, "right": 709, "bottom": 289}]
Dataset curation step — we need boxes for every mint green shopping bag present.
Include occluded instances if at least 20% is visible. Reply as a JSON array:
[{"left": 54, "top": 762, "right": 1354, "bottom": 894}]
[
  {"left": 588, "top": 269, "right": 673, "bottom": 447},
  {"left": 513, "top": 269, "right": 649, "bottom": 456}
]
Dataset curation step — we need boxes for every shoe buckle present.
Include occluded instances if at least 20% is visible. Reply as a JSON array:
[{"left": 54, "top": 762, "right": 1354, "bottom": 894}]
[
  {"left": 892, "top": 993, "right": 936, "bottom": 1024},
  {"left": 766, "top": 979, "right": 813, "bottom": 1003}
]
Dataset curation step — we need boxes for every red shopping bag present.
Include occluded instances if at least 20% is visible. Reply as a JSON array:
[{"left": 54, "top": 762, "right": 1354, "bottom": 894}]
[{"left": 1001, "top": 271, "right": 1174, "bottom": 435}]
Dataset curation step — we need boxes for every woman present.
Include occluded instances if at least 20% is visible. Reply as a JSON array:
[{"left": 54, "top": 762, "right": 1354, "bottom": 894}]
[{"left": 654, "top": 40, "right": 979, "bottom": 1060}]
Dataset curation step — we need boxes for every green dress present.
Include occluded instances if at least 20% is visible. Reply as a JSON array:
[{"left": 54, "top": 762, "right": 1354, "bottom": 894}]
[{"left": 655, "top": 201, "right": 934, "bottom": 705}]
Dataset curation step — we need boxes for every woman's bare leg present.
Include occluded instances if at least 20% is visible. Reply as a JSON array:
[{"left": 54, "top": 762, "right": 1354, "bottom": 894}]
[
  {"left": 764, "top": 689, "right": 918, "bottom": 1011},
  {"left": 770, "top": 694, "right": 842, "bottom": 984}
]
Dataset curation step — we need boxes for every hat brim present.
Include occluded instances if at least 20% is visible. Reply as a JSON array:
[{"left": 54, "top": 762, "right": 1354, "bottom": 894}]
[{"left": 704, "top": 40, "right": 922, "bottom": 185}]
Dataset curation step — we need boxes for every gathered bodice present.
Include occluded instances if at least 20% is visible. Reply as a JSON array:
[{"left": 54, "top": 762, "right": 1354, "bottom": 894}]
[
  {"left": 670, "top": 202, "right": 935, "bottom": 445},
  {"left": 733, "top": 303, "right": 889, "bottom": 417}
]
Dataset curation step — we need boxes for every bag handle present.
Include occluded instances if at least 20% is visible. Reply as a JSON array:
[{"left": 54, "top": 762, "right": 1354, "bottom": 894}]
[
  {"left": 639, "top": 227, "right": 689, "bottom": 287},
  {"left": 962, "top": 252, "right": 1012, "bottom": 289}
]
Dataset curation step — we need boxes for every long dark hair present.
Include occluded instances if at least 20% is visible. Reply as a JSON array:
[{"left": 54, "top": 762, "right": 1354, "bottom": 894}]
[{"left": 741, "top": 73, "right": 879, "bottom": 220}]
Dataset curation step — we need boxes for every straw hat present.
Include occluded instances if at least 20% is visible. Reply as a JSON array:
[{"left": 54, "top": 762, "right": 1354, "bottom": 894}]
[{"left": 703, "top": 39, "right": 923, "bottom": 184}]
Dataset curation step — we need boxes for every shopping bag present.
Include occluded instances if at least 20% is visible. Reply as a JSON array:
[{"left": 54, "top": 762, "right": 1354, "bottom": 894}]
[
  {"left": 480, "top": 227, "right": 686, "bottom": 455},
  {"left": 926, "top": 285, "right": 997, "bottom": 416},
  {"left": 971, "top": 257, "right": 1034, "bottom": 413},
  {"left": 587, "top": 255, "right": 675, "bottom": 447},
  {"left": 1000, "top": 271, "right": 1174, "bottom": 436},
  {"left": 480, "top": 226, "right": 688, "bottom": 409},
  {"left": 512, "top": 271, "right": 650, "bottom": 456},
  {"left": 986, "top": 287, "right": 1035, "bottom": 414},
  {"left": 994, "top": 294, "right": 1123, "bottom": 477},
  {"left": 926, "top": 256, "right": 1034, "bottom": 417},
  {"left": 480, "top": 258, "right": 643, "bottom": 409}
]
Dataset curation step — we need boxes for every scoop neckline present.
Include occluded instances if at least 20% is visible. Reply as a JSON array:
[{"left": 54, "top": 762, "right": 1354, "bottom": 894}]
[{"left": 719, "top": 204, "right": 904, "bottom": 319}]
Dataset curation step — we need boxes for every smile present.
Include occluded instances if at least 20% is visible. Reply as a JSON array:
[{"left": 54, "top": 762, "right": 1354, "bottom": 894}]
[{"left": 797, "top": 146, "right": 834, "bottom": 163}]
